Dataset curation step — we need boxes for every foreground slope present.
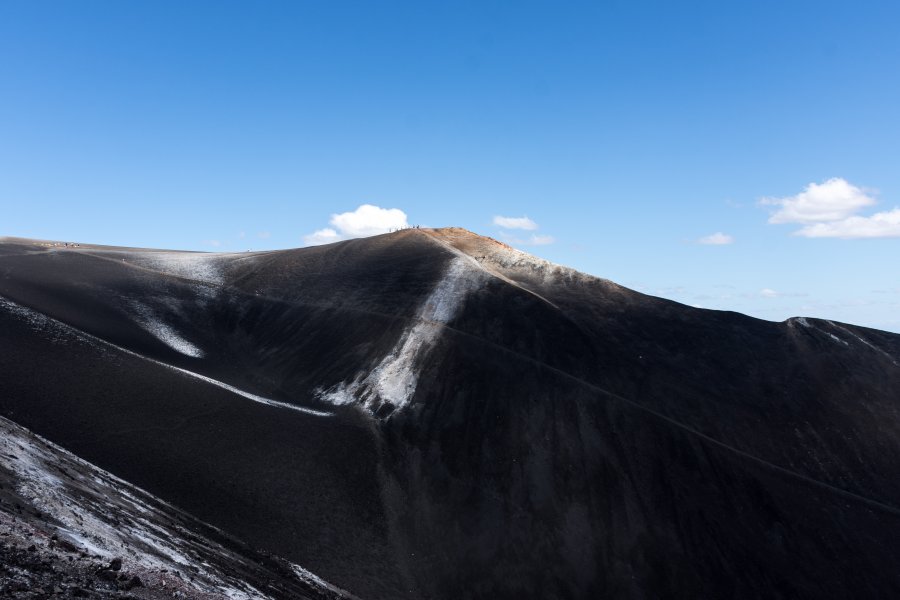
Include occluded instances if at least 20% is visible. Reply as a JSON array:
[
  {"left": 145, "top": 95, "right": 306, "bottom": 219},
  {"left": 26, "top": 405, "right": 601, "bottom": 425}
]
[
  {"left": 0, "top": 416, "right": 352, "bottom": 599},
  {"left": 1, "top": 229, "right": 900, "bottom": 599}
]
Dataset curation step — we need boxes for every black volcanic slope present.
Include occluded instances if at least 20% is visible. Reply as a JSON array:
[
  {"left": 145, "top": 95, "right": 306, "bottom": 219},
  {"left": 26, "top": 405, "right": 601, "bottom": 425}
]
[{"left": 1, "top": 229, "right": 900, "bottom": 599}]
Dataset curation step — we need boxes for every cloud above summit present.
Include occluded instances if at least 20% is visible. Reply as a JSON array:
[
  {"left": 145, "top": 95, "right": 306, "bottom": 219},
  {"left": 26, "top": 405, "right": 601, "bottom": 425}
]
[
  {"left": 762, "top": 178, "right": 900, "bottom": 238},
  {"left": 304, "top": 204, "right": 409, "bottom": 246}
]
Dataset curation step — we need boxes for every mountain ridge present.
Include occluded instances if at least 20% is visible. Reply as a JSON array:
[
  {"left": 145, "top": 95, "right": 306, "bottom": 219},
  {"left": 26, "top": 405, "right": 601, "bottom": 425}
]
[{"left": 2, "top": 229, "right": 900, "bottom": 599}]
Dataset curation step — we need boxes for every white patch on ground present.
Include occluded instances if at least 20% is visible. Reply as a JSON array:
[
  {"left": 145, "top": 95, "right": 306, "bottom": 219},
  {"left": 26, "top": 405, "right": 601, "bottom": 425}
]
[
  {"left": 0, "top": 294, "right": 331, "bottom": 417},
  {"left": 425, "top": 231, "right": 561, "bottom": 309},
  {"left": 827, "top": 320, "right": 898, "bottom": 365},
  {"left": 136, "top": 252, "right": 226, "bottom": 285},
  {"left": 826, "top": 332, "right": 849, "bottom": 346},
  {"left": 828, "top": 333, "right": 850, "bottom": 346},
  {"left": 58, "top": 528, "right": 108, "bottom": 558},
  {"left": 318, "top": 257, "right": 485, "bottom": 414},
  {"left": 790, "top": 317, "right": 899, "bottom": 364},
  {"left": 0, "top": 416, "right": 348, "bottom": 600},
  {"left": 318, "top": 385, "right": 358, "bottom": 406},
  {"left": 167, "top": 363, "right": 332, "bottom": 416},
  {"left": 290, "top": 562, "right": 359, "bottom": 599},
  {"left": 2, "top": 420, "right": 237, "bottom": 595},
  {"left": 790, "top": 316, "right": 850, "bottom": 346},
  {"left": 0, "top": 296, "right": 109, "bottom": 352},
  {"left": 128, "top": 300, "right": 205, "bottom": 358},
  {"left": 149, "top": 320, "right": 204, "bottom": 357}
]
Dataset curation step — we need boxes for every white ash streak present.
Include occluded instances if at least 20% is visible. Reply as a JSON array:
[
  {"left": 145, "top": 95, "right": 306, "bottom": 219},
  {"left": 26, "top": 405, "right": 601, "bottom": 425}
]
[
  {"left": 0, "top": 416, "right": 344, "bottom": 600},
  {"left": 0, "top": 294, "right": 330, "bottom": 417},
  {"left": 319, "top": 257, "right": 485, "bottom": 414},
  {"left": 827, "top": 320, "right": 898, "bottom": 365},
  {"left": 2, "top": 418, "right": 252, "bottom": 598},
  {"left": 128, "top": 300, "right": 205, "bottom": 358},
  {"left": 790, "top": 316, "right": 848, "bottom": 346},
  {"left": 791, "top": 317, "right": 899, "bottom": 365},
  {"left": 133, "top": 252, "right": 226, "bottom": 285},
  {"left": 289, "top": 562, "right": 360, "bottom": 599}
]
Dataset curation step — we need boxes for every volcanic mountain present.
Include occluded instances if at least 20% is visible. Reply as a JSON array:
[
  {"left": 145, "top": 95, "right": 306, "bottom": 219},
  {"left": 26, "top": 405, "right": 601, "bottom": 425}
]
[{"left": 1, "top": 228, "right": 900, "bottom": 599}]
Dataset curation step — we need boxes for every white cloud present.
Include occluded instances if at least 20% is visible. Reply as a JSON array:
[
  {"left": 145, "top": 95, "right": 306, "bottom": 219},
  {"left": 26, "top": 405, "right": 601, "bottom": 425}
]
[
  {"left": 762, "top": 178, "right": 900, "bottom": 239},
  {"left": 793, "top": 208, "right": 900, "bottom": 239},
  {"left": 205, "top": 239, "right": 222, "bottom": 248},
  {"left": 497, "top": 232, "right": 556, "bottom": 247},
  {"left": 493, "top": 214, "right": 554, "bottom": 246},
  {"left": 529, "top": 234, "right": 555, "bottom": 245},
  {"left": 303, "top": 228, "right": 341, "bottom": 246},
  {"left": 697, "top": 232, "right": 734, "bottom": 245},
  {"left": 760, "top": 288, "right": 779, "bottom": 298},
  {"left": 763, "top": 178, "right": 876, "bottom": 224},
  {"left": 303, "top": 204, "right": 409, "bottom": 246},
  {"left": 331, "top": 204, "right": 409, "bottom": 237},
  {"left": 493, "top": 215, "right": 538, "bottom": 230},
  {"left": 257, "top": 231, "right": 271, "bottom": 239}
]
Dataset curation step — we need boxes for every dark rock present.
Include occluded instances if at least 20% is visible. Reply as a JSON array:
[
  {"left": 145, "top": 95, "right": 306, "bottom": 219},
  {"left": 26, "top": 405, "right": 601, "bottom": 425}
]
[{"left": 56, "top": 539, "right": 79, "bottom": 553}]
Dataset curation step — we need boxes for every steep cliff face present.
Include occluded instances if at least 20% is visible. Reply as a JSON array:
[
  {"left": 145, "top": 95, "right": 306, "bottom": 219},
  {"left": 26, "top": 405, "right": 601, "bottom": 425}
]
[{"left": 1, "top": 230, "right": 899, "bottom": 599}]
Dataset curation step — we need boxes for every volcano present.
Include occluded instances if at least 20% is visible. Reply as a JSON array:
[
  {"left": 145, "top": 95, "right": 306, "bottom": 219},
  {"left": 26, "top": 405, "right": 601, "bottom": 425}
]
[{"left": 2, "top": 227, "right": 899, "bottom": 599}]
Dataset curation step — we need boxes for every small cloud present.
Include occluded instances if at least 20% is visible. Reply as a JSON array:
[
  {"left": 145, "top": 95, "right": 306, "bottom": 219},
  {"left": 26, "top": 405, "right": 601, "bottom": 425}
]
[
  {"left": 257, "top": 231, "right": 271, "bottom": 239},
  {"left": 749, "top": 288, "right": 807, "bottom": 299},
  {"left": 697, "top": 232, "right": 734, "bottom": 245},
  {"left": 237, "top": 231, "right": 246, "bottom": 239},
  {"left": 205, "top": 239, "right": 222, "bottom": 248},
  {"left": 493, "top": 215, "right": 538, "bottom": 230},
  {"left": 493, "top": 214, "right": 554, "bottom": 246},
  {"left": 303, "top": 228, "right": 341, "bottom": 246},
  {"left": 497, "top": 232, "right": 556, "bottom": 247},
  {"left": 303, "top": 204, "right": 409, "bottom": 246}
]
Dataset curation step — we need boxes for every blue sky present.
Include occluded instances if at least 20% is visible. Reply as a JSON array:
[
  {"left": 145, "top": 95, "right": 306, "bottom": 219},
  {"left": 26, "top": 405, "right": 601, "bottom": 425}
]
[{"left": 2, "top": 1, "right": 899, "bottom": 332}]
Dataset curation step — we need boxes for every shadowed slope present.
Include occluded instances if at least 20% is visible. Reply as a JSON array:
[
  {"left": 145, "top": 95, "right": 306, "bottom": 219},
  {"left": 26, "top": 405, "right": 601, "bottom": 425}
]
[
  {"left": 2, "top": 230, "right": 900, "bottom": 599},
  {"left": 0, "top": 415, "right": 355, "bottom": 599}
]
